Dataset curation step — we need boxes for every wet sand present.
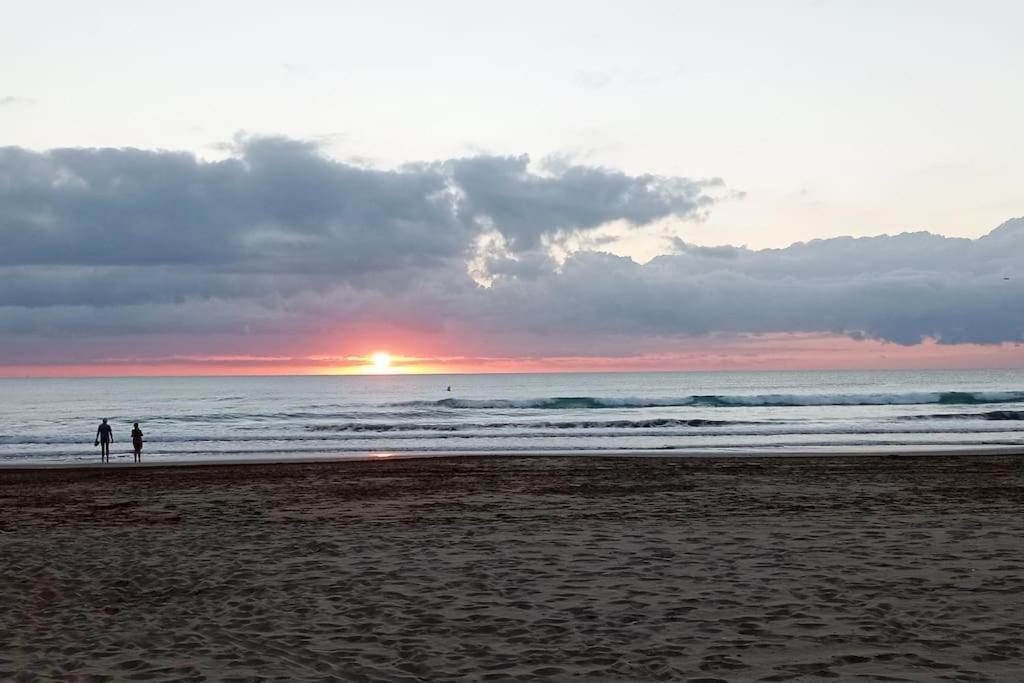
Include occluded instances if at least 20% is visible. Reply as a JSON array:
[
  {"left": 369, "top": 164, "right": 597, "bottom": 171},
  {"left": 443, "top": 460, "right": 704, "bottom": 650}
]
[{"left": 1, "top": 455, "right": 1022, "bottom": 681}]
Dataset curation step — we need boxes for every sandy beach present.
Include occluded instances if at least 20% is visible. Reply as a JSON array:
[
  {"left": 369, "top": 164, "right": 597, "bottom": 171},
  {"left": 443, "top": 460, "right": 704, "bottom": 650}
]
[{"left": 1, "top": 455, "right": 1022, "bottom": 681}]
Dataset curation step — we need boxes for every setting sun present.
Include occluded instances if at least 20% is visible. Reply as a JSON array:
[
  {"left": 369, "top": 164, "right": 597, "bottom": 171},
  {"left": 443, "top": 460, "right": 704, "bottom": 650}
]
[
  {"left": 370, "top": 352, "right": 392, "bottom": 372},
  {"left": 327, "top": 351, "right": 444, "bottom": 375}
]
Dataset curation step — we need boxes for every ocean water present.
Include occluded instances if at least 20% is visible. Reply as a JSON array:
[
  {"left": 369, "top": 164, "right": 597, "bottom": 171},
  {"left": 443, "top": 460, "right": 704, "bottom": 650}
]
[{"left": 1, "top": 370, "right": 1023, "bottom": 465}]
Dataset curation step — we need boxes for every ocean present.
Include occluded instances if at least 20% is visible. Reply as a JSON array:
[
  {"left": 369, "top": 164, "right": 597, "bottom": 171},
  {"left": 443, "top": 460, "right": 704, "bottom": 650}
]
[{"left": 1, "top": 369, "right": 1023, "bottom": 465}]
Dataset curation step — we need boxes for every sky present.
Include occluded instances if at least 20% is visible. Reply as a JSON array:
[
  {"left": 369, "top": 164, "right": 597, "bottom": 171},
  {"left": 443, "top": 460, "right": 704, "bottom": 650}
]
[{"left": 1, "top": 0, "right": 1023, "bottom": 375}]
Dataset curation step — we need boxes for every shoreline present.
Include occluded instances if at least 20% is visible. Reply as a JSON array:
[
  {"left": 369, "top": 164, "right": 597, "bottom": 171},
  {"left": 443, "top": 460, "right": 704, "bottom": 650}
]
[{"left": 1, "top": 444, "right": 1022, "bottom": 471}]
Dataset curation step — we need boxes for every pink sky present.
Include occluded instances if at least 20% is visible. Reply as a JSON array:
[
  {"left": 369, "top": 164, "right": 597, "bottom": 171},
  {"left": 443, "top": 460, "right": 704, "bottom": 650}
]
[{"left": 4, "top": 334, "right": 1022, "bottom": 377}]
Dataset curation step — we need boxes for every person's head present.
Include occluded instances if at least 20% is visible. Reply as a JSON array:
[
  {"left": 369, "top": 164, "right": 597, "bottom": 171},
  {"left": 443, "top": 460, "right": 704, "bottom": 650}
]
[
  {"left": 134, "top": 422, "right": 139, "bottom": 428},
  {"left": 102, "top": 418, "right": 107, "bottom": 424}
]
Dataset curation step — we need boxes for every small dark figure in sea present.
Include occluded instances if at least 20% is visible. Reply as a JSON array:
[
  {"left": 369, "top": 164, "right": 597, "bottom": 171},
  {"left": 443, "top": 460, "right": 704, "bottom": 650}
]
[
  {"left": 131, "top": 422, "right": 144, "bottom": 463},
  {"left": 95, "top": 418, "right": 113, "bottom": 463}
]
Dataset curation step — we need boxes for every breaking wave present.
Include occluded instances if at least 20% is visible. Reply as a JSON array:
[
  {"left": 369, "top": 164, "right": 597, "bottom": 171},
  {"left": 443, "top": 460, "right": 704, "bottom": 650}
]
[
  {"left": 905, "top": 410, "right": 1024, "bottom": 421},
  {"left": 306, "top": 418, "right": 745, "bottom": 433},
  {"left": 393, "top": 391, "right": 1024, "bottom": 410}
]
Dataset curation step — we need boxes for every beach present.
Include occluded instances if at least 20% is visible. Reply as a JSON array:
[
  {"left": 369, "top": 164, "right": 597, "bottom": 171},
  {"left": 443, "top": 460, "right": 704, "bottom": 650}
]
[{"left": 1, "top": 454, "right": 1022, "bottom": 681}]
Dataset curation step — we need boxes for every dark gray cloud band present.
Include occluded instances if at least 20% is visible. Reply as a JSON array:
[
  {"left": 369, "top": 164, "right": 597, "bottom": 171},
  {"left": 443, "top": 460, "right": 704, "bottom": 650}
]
[
  {"left": 482, "top": 221, "right": 1023, "bottom": 347},
  {"left": 1, "top": 137, "right": 1022, "bottom": 361},
  {"left": 0, "top": 137, "right": 720, "bottom": 271}
]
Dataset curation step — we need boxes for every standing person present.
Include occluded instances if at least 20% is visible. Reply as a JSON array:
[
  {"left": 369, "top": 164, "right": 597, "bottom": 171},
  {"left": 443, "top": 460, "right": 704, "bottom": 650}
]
[
  {"left": 131, "top": 422, "right": 144, "bottom": 463},
  {"left": 95, "top": 419, "right": 113, "bottom": 463}
]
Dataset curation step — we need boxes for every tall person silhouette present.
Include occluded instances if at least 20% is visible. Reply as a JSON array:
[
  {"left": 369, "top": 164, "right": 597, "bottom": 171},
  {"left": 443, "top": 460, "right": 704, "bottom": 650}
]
[{"left": 95, "top": 418, "right": 113, "bottom": 463}]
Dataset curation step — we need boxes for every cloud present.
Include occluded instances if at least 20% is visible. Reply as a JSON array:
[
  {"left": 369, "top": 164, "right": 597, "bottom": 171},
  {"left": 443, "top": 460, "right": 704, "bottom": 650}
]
[
  {"left": 443, "top": 154, "right": 722, "bottom": 251},
  {"left": 670, "top": 238, "right": 741, "bottom": 259},
  {"left": 1, "top": 136, "right": 1022, "bottom": 363},
  {"left": 574, "top": 69, "right": 616, "bottom": 90},
  {"left": 481, "top": 219, "right": 1023, "bottom": 347},
  {"left": 0, "top": 137, "right": 718, "bottom": 273},
  {"left": 280, "top": 62, "right": 310, "bottom": 76}
]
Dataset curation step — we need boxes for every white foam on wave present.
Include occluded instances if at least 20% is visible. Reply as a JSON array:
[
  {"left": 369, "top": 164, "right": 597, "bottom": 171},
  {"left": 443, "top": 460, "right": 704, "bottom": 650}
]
[{"left": 394, "top": 390, "right": 1024, "bottom": 410}]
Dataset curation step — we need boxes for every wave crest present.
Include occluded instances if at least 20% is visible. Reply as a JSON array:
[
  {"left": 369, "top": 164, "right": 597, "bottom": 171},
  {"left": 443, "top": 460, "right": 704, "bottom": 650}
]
[
  {"left": 392, "top": 391, "right": 1024, "bottom": 410},
  {"left": 306, "top": 418, "right": 742, "bottom": 433},
  {"left": 909, "top": 410, "right": 1024, "bottom": 421}
]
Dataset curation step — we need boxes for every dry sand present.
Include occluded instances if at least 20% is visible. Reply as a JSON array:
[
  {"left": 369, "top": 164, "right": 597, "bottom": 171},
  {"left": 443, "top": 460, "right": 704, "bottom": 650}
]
[{"left": 0, "top": 455, "right": 1022, "bottom": 681}]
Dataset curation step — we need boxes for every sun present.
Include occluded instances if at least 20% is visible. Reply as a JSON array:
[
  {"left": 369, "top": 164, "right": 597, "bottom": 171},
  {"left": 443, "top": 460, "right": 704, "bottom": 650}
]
[{"left": 370, "top": 351, "right": 392, "bottom": 372}]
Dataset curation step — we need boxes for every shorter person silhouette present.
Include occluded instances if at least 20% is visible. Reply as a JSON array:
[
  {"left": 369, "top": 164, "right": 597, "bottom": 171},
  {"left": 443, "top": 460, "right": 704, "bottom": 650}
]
[
  {"left": 131, "top": 422, "right": 144, "bottom": 463},
  {"left": 95, "top": 419, "right": 113, "bottom": 463}
]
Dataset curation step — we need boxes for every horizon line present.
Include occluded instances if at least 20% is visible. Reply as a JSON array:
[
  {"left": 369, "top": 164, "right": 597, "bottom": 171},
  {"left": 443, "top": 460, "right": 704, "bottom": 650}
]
[{"left": 3, "top": 365, "right": 1023, "bottom": 380}]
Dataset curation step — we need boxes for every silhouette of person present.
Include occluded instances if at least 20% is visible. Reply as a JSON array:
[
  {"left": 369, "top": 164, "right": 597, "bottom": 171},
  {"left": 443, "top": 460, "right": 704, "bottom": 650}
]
[
  {"left": 131, "top": 422, "right": 144, "bottom": 463},
  {"left": 95, "top": 418, "right": 113, "bottom": 463}
]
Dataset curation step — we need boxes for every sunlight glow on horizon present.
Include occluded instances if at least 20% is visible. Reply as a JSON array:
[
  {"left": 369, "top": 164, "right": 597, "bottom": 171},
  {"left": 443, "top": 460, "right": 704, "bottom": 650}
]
[
  {"left": 3, "top": 335, "right": 1024, "bottom": 378},
  {"left": 345, "top": 351, "right": 443, "bottom": 375},
  {"left": 371, "top": 352, "right": 392, "bottom": 373}
]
